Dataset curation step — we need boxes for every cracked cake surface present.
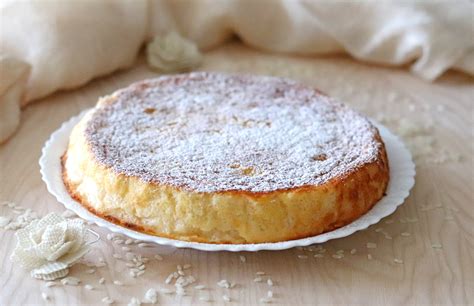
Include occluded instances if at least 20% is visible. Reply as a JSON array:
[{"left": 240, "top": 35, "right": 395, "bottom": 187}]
[{"left": 85, "top": 72, "right": 381, "bottom": 193}]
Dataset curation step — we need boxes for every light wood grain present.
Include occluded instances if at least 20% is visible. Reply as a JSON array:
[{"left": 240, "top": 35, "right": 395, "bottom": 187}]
[{"left": 1, "top": 42, "right": 473, "bottom": 306}]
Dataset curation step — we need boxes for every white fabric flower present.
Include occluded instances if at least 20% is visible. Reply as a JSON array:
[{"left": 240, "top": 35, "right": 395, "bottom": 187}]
[
  {"left": 146, "top": 32, "right": 202, "bottom": 73},
  {"left": 11, "top": 212, "right": 90, "bottom": 280}
]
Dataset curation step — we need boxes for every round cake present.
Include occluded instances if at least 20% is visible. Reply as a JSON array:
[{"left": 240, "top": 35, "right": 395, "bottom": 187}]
[{"left": 62, "top": 72, "right": 389, "bottom": 244}]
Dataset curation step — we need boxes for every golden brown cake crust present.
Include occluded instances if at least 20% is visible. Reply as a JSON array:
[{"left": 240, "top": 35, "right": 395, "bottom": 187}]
[
  {"left": 62, "top": 146, "right": 389, "bottom": 243},
  {"left": 61, "top": 72, "right": 389, "bottom": 244}
]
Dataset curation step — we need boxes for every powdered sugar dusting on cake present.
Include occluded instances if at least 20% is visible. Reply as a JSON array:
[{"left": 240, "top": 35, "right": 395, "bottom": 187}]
[{"left": 85, "top": 72, "right": 382, "bottom": 193}]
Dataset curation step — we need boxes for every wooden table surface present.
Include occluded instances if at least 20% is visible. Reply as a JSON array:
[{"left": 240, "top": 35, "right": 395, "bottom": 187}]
[{"left": 1, "top": 42, "right": 473, "bottom": 306}]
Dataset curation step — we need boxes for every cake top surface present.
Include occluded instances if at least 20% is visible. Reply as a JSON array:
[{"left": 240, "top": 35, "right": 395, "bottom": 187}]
[{"left": 84, "top": 72, "right": 382, "bottom": 193}]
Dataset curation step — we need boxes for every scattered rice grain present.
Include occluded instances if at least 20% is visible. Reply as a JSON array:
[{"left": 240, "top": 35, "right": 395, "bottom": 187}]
[
  {"left": 165, "top": 274, "right": 174, "bottom": 284},
  {"left": 61, "top": 277, "right": 81, "bottom": 286},
  {"left": 41, "top": 292, "right": 49, "bottom": 301},
  {"left": 144, "top": 288, "right": 158, "bottom": 304},
  {"left": 366, "top": 242, "right": 377, "bottom": 249},
  {"left": 127, "top": 297, "right": 141, "bottom": 306},
  {"left": 101, "top": 296, "right": 114, "bottom": 304},
  {"left": 45, "top": 281, "right": 56, "bottom": 288},
  {"left": 217, "top": 280, "right": 231, "bottom": 288}
]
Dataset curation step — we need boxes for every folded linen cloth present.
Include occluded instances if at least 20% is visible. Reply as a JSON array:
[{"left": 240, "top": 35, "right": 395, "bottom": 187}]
[{"left": 1, "top": 0, "right": 472, "bottom": 143}]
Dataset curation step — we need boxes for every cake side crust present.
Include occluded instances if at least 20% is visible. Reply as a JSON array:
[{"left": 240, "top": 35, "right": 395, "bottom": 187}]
[{"left": 61, "top": 119, "right": 389, "bottom": 244}]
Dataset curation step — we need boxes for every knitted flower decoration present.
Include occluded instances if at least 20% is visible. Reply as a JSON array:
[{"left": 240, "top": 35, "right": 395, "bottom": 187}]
[
  {"left": 10, "top": 212, "right": 90, "bottom": 280},
  {"left": 146, "top": 32, "right": 202, "bottom": 73}
]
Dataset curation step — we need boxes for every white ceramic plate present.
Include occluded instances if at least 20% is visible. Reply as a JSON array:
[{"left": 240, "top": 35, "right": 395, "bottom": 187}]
[{"left": 40, "top": 109, "right": 415, "bottom": 252}]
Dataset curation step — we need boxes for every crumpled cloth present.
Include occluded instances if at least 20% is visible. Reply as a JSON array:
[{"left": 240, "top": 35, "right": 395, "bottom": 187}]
[{"left": 1, "top": 0, "right": 473, "bottom": 143}]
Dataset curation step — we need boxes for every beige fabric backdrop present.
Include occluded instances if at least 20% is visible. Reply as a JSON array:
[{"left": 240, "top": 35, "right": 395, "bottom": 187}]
[{"left": 1, "top": 0, "right": 473, "bottom": 142}]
